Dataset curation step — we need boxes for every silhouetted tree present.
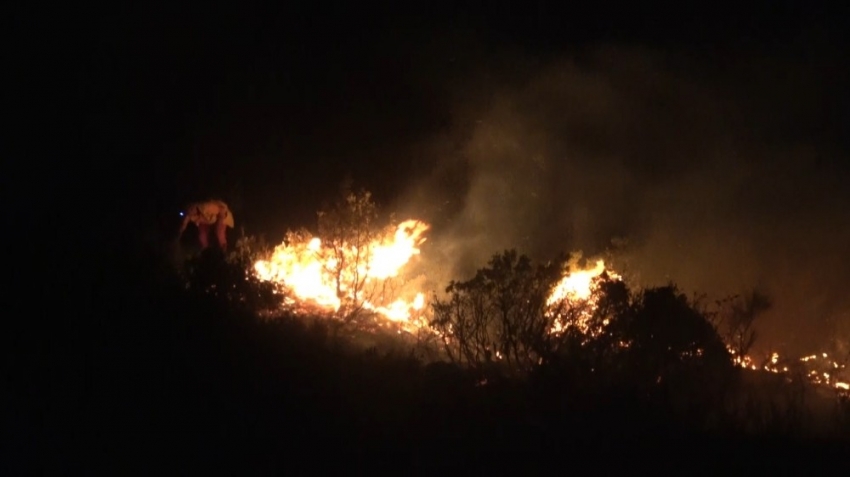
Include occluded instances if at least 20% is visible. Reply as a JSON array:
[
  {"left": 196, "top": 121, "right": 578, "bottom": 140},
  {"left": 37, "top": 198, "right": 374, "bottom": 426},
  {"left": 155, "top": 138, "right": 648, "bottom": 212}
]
[
  {"left": 714, "top": 289, "right": 771, "bottom": 359},
  {"left": 558, "top": 276, "right": 631, "bottom": 369},
  {"left": 826, "top": 316, "right": 850, "bottom": 383},
  {"left": 612, "top": 285, "right": 735, "bottom": 428},
  {"left": 623, "top": 286, "right": 730, "bottom": 371},
  {"left": 430, "top": 250, "right": 573, "bottom": 376},
  {"left": 837, "top": 395, "right": 850, "bottom": 437},
  {"left": 317, "top": 188, "right": 380, "bottom": 314},
  {"left": 311, "top": 187, "right": 422, "bottom": 331}
]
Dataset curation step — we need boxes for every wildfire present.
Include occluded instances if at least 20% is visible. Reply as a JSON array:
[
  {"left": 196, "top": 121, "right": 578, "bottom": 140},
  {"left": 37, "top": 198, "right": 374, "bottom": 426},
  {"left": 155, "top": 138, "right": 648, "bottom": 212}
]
[
  {"left": 254, "top": 220, "right": 430, "bottom": 330},
  {"left": 546, "top": 259, "right": 622, "bottom": 335},
  {"left": 252, "top": 215, "right": 621, "bottom": 334},
  {"left": 548, "top": 259, "right": 608, "bottom": 304},
  {"left": 730, "top": 348, "right": 849, "bottom": 395},
  {"left": 248, "top": 212, "right": 848, "bottom": 397}
]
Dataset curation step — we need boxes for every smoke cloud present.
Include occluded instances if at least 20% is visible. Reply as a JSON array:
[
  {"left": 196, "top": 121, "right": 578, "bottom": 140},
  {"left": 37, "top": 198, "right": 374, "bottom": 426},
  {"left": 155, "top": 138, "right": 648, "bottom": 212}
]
[{"left": 393, "top": 35, "right": 850, "bottom": 354}]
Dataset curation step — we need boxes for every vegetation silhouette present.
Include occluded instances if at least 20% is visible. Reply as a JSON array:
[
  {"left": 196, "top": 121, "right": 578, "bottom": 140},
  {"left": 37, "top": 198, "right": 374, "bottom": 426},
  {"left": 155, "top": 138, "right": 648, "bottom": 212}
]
[{"left": 12, "top": 192, "right": 849, "bottom": 474}]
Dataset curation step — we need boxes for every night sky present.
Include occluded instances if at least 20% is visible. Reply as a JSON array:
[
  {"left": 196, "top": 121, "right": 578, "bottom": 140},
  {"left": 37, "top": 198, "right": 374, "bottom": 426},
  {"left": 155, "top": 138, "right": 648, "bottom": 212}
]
[{"left": 29, "top": 1, "right": 850, "bottom": 354}]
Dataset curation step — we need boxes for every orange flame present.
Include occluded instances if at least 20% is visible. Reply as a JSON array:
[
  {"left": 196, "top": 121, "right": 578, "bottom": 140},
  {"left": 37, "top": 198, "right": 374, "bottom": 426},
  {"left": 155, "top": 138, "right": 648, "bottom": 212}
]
[
  {"left": 254, "top": 220, "right": 429, "bottom": 330},
  {"left": 731, "top": 347, "right": 849, "bottom": 394},
  {"left": 547, "top": 259, "right": 613, "bottom": 304},
  {"left": 546, "top": 259, "right": 621, "bottom": 335}
]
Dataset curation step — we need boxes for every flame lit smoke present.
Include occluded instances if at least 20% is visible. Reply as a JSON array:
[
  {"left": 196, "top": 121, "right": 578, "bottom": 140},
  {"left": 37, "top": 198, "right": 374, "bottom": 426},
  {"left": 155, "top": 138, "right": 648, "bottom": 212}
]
[{"left": 252, "top": 217, "right": 849, "bottom": 395}]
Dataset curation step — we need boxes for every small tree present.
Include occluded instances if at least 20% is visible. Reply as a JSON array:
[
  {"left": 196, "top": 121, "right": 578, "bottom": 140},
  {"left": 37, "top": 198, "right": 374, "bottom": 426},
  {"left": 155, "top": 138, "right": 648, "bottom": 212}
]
[
  {"left": 316, "top": 188, "right": 382, "bottom": 323},
  {"left": 623, "top": 285, "right": 732, "bottom": 375},
  {"left": 714, "top": 289, "right": 771, "bottom": 360},
  {"left": 430, "top": 250, "right": 569, "bottom": 376},
  {"left": 617, "top": 285, "right": 735, "bottom": 428},
  {"left": 562, "top": 276, "right": 632, "bottom": 369}
]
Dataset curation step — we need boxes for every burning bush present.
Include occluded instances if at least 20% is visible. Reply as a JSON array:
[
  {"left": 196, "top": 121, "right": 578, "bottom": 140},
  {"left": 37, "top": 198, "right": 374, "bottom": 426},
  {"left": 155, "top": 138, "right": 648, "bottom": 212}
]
[
  {"left": 429, "top": 249, "right": 642, "bottom": 377},
  {"left": 254, "top": 188, "right": 430, "bottom": 333}
]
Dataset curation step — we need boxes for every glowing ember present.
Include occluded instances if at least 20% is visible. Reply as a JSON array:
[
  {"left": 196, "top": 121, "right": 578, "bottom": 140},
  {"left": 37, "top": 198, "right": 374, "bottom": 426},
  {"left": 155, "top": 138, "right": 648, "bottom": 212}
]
[{"left": 730, "top": 347, "right": 849, "bottom": 394}]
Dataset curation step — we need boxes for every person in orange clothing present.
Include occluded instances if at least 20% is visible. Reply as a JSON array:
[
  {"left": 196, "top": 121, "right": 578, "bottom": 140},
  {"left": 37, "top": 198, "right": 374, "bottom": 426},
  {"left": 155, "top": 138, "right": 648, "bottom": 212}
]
[{"left": 178, "top": 199, "right": 235, "bottom": 251}]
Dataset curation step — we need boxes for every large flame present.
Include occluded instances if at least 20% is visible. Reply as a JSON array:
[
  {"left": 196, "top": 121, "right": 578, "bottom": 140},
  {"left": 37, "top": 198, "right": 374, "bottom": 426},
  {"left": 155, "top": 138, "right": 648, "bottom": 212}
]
[
  {"left": 254, "top": 220, "right": 429, "bottom": 330},
  {"left": 547, "top": 259, "right": 608, "bottom": 304},
  {"left": 546, "top": 259, "right": 621, "bottom": 335}
]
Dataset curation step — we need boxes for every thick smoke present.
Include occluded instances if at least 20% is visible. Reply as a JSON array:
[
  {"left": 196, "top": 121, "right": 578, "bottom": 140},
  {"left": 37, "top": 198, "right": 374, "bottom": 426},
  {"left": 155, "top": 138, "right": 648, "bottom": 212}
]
[{"left": 394, "top": 38, "right": 850, "bottom": 354}]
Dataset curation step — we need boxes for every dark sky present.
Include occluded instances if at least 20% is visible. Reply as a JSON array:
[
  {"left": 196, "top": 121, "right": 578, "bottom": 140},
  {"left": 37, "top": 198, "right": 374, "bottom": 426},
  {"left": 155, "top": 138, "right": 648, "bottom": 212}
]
[{"left": 31, "top": 1, "right": 850, "bottom": 354}]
